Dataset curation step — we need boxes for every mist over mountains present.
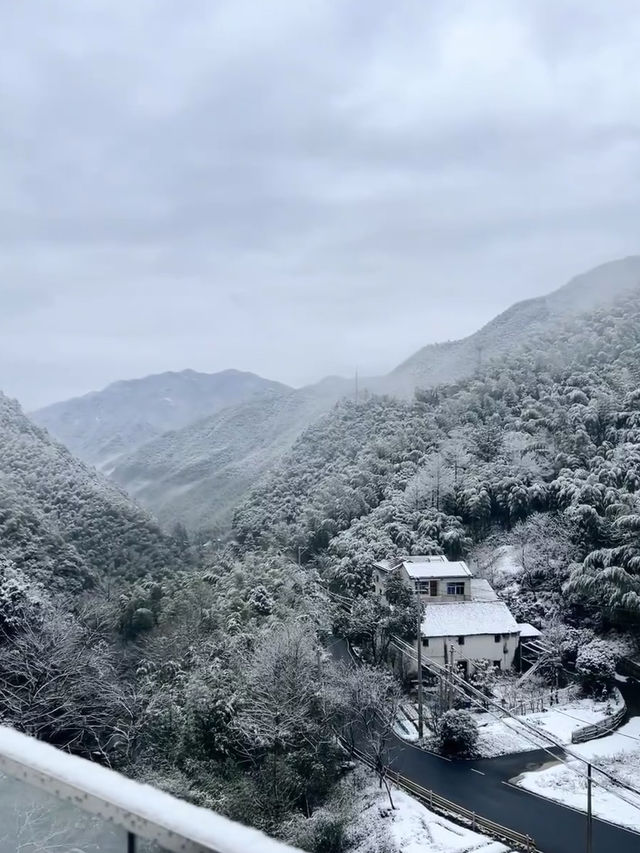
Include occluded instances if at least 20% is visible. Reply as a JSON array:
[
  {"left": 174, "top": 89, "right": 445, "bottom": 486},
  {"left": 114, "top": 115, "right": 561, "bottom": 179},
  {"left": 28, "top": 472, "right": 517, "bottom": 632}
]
[
  {"left": 32, "top": 369, "right": 289, "bottom": 469},
  {"left": 24, "top": 257, "right": 640, "bottom": 531},
  {"left": 385, "top": 255, "right": 640, "bottom": 394}
]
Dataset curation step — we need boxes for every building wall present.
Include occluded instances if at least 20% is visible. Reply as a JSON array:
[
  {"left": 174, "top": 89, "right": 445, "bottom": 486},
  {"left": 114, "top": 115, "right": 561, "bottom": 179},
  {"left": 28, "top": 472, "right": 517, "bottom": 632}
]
[
  {"left": 373, "top": 566, "right": 471, "bottom": 601},
  {"left": 410, "top": 575, "right": 471, "bottom": 600},
  {"left": 407, "top": 632, "right": 520, "bottom": 676}
]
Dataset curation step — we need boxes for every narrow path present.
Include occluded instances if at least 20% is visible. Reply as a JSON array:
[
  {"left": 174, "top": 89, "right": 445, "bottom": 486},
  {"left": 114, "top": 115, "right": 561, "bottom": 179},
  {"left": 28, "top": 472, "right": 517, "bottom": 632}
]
[{"left": 327, "top": 637, "right": 640, "bottom": 853}]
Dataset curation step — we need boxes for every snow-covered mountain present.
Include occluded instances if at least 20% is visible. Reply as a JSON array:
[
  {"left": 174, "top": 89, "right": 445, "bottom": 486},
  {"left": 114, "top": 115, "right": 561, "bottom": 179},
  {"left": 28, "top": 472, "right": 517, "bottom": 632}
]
[
  {"left": 384, "top": 256, "right": 640, "bottom": 395},
  {"left": 112, "top": 257, "right": 640, "bottom": 531},
  {"left": 30, "top": 257, "right": 640, "bottom": 533},
  {"left": 109, "top": 376, "right": 352, "bottom": 531},
  {"left": 31, "top": 369, "right": 290, "bottom": 469}
]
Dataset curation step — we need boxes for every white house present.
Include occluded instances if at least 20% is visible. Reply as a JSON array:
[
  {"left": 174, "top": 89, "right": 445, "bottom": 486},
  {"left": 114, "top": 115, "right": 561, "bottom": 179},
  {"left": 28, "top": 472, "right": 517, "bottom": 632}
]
[{"left": 373, "top": 555, "right": 522, "bottom": 677}]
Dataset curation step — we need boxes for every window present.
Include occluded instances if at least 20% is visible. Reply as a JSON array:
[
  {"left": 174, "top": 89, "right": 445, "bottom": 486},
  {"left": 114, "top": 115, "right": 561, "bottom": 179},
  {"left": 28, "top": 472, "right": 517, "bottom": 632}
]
[
  {"left": 421, "top": 638, "right": 429, "bottom": 648},
  {"left": 416, "top": 580, "right": 438, "bottom": 595},
  {"left": 447, "top": 582, "right": 465, "bottom": 596},
  {"left": 457, "top": 635, "right": 465, "bottom": 645},
  {"left": 494, "top": 634, "right": 501, "bottom": 642}
]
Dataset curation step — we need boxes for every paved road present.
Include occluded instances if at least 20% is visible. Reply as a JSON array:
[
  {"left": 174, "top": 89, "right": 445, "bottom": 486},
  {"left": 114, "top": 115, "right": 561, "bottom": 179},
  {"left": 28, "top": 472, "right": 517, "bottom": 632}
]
[{"left": 328, "top": 637, "right": 640, "bottom": 853}]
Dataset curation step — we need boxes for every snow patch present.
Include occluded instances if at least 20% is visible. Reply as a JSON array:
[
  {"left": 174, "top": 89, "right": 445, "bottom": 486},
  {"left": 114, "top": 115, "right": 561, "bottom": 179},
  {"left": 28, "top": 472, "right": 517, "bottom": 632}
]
[
  {"left": 477, "top": 693, "right": 625, "bottom": 758},
  {"left": 513, "top": 717, "right": 640, "bottom": 832},
  {"left": 349, "top": 778, "right": 514, "bottom": 853}
]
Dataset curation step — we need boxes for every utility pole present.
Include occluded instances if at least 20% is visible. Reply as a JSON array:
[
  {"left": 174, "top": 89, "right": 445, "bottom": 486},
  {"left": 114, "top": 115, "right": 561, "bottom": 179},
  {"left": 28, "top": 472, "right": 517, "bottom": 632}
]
[
  {"left": 355, "top": 368, "right": 359, "bottom": 404},
  {"left": 449, "top": 644, "right": 455, "bottom": 709},
  {"left": 587, "top": 763, "right": 593, "bottom": 853},
  {"left": 416, "top": 594, "right": 424, "bottom": 739}
]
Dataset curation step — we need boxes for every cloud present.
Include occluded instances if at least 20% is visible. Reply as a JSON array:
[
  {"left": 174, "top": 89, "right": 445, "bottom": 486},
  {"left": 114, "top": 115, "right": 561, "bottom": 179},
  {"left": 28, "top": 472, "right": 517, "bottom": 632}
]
[{"left": 0, "top": 0, "right": 639, "bottom": 407}]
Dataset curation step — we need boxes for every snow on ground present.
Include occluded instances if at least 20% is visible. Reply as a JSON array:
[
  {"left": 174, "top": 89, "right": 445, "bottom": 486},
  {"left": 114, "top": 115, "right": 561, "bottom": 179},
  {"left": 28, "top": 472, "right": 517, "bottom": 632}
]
[
  {"left": 394, "top": 717, "right": 420, "bottom": 742},
  {"left": 513, "top": 717, "right": 640, "bottom": 833},
  {"left": 396, "top": 693, "right": 625, "bottom": 757},
  {"left": 477, "top": 692, "right": 624, "bottom": 758},
  {"left": 349, "top": 776, "right": 514, "bottom": 853}
]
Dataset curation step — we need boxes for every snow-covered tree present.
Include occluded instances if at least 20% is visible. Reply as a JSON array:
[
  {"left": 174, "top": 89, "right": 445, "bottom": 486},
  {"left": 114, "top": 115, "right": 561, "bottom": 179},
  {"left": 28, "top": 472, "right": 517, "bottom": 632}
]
[
  {"left": 331, "top": 663, "right": 401, "bottom": 808},
  {"left": 575, "top": 640, "right": 616, "bottom": 695},
  {"left": 437, "top": 709, "right": 479, "bottom": 756}
]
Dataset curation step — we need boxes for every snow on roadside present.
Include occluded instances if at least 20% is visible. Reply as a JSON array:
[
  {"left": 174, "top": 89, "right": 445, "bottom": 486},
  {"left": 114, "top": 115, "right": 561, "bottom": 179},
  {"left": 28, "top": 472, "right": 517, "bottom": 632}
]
[
  {"left": 512, "top": 717, "right": 640, "bottom": 833},
  {"left": 394, "top": 717, "right": 419, "bottom": 742},
  {"left": 348, "top": 775, "right": 514, "bottom": 853},
  {"left": 477, "top": 692, "right": 624, "bottom": 758}
]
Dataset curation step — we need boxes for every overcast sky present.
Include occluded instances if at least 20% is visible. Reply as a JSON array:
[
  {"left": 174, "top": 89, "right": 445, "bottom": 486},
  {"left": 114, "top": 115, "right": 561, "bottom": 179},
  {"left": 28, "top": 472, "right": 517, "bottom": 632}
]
[{"left": 1, "top": 1, "right": 639, "bottom": 409}]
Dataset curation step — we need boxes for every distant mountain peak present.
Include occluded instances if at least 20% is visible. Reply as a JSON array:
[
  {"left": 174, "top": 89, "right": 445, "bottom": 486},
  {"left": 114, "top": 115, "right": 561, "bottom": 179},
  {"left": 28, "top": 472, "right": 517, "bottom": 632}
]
[{"left": 31, "top": 369, "right": 291, "bottom": 467}]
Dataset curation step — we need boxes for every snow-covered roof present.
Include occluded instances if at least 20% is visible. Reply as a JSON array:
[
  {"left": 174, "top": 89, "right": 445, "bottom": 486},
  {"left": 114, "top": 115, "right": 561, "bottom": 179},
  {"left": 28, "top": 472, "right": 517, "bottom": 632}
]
[
  {"left": 403, "top": 559, "right": 472, "bottom": 579},
  {"left": 470, "top": 578, "right": 499, "bottom": 602},
  {"left": 518, "top": 622, "right": 542, "bottom": 638},
  {"left": 373, "top": 555, "right": 448, "bottom": 574},
  {"left": 403, "top": 555, "right": 448, "bottom": 564},
  {"left": 421, "top": 601, "right": 519, "bottom": 638}
]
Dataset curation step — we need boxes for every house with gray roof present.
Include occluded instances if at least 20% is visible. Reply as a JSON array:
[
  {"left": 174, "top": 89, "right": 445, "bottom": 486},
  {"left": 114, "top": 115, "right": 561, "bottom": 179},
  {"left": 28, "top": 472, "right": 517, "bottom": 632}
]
[{"left": 373, "top": 555, "right": 522, "bottom": 677}]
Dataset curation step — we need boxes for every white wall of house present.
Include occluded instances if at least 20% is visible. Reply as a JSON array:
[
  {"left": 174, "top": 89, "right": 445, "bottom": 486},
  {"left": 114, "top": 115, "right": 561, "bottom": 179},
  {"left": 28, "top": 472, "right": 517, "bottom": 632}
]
[
  {"left": 406, "top": 573, "right": 471, "bottom": 601},
  {"left": 372, "top": 567, "right": 471, "bottom": 601},
  {"left": 407, "top": 632, "right": 520, "bottom": 676}
]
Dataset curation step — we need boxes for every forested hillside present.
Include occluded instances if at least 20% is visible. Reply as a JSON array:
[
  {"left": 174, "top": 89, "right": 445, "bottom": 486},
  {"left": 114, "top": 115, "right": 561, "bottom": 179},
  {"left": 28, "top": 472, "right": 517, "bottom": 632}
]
[
  {"left": 0, "top": 391, "right": 199, "bottom": 760},
  {"left": 234, "top": 289, "right": 640, "bottom": 626},
  {"left": 105, "top": 258, "right": 640, "bottom": 533},
  {"left": 0, "top": 392, "right": 183, "bottom": 592},
  {"left": 109, "top": 377, "right": 352, "bottom": 530}
]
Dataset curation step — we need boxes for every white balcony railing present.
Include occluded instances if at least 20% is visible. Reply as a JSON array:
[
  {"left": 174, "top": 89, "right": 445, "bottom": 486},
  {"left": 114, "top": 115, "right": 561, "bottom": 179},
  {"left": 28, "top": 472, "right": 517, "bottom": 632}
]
[{"left": 0, "top": 726, "right": 299, "bottom": 853}]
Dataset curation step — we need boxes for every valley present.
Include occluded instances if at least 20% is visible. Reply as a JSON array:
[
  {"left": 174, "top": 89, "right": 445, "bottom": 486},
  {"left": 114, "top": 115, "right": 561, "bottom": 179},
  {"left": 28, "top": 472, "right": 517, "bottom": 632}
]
[
  {"left": 3, "top": 258, "right": 640, "bottom": 852},
  {"left": 31, "top": 256, "right": 640, "bottom": 535}
]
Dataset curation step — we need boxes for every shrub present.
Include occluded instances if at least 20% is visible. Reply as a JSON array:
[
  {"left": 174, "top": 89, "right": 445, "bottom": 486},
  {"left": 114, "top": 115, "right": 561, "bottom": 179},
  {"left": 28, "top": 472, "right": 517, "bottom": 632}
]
[
  {"left": 288, "top": 804, "right": 351, "bottom": 853},
  {"left": 437, "top": 709, "right": 478, "bottom": 756},
  {"left": 576, "top": 640, "right": 616, "bottom": 695}
]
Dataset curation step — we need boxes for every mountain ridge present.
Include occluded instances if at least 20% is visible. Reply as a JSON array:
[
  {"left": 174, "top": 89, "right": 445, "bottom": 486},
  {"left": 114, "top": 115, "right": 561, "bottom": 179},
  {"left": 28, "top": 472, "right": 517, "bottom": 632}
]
[
  {"left": 385, "top": 255, "right": 640, "bottom": 394},
  {"left": 106, "top": 256, "right": 640, "bottom": 531},
  {"left": 27, "top": 256, "right": 640, "bottom": 532},
  {"left": 31, "top": 368, "right": 290, "bottom": 468}
]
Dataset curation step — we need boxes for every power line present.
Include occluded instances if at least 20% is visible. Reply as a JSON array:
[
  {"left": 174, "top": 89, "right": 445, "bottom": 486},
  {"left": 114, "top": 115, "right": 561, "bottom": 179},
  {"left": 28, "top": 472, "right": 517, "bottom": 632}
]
[
  {"left": 323, "top": 584, "right": 640, "bottom": 802},
  {"left": 432, "top": 640, "right": 640, "bottom": 798},
  {"left": 390, "top": 636, "right": 640, "bottom": 811}
]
